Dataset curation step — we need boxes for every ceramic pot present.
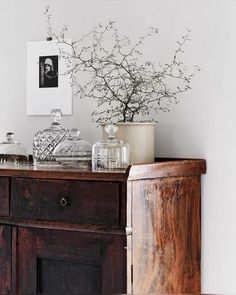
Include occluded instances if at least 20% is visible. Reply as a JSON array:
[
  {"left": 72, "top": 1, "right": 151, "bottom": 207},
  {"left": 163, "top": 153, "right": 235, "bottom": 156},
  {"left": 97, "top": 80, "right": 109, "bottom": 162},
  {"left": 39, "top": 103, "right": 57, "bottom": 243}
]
[{"left": 102, "top": 123, "right": 156, "bottom": 164}]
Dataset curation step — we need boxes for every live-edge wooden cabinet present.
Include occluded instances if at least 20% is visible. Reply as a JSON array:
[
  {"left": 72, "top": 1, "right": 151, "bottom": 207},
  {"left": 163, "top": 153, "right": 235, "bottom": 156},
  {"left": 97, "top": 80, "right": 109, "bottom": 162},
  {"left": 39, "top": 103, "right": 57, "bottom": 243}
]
[{"left": 0, "top": 158, "right": 206, "bottom": 295}]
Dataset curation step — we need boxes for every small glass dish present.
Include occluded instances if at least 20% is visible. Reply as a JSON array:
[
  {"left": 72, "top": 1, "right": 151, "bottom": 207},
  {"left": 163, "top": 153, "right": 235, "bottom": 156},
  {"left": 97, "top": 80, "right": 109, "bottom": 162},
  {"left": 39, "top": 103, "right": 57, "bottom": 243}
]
[
  {"left": 0, "top": 132, "right": 28, "bottom": 164},
  {"left": 53, "top": 128, "right": 92, "bottom": 169}
]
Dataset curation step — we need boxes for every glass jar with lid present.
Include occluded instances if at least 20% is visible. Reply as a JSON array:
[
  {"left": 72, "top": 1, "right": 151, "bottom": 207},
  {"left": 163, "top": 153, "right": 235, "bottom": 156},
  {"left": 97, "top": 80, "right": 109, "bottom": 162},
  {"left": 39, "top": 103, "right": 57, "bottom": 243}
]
[
  {"left": 0, "top": 132, "right": 28, "bottom": 164},
  {"left": 53, "top": 128, "right": 92, "bottom": 169},
  {"left": 33, "top": 109, "right": 69, "bottom": 166},
  {"left": 92, "top": 124, "right": 130, "bottom": 171}
]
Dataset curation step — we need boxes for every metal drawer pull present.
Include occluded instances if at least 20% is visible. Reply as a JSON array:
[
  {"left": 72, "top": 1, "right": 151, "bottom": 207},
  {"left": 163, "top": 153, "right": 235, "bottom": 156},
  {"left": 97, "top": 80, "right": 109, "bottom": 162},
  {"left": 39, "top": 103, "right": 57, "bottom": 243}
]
[{"left": 60, "top": 197, "right": 68, "bottom": 207}]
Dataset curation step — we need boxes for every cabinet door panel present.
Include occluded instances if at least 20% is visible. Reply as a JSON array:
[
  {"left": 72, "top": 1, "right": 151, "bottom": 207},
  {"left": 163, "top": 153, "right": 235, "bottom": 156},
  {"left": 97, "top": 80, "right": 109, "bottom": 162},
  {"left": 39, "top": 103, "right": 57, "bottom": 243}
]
[
  {"left": 38, "top": 258, "right": 101, "bottom": 295},
  {"left": 17, "top": 228, "right": 126, "bottom": 295},
  {"left": 0, "top": 225, "right": 11, "bottom": 294},
  {"left": 36, "top": 230, "right": 102, "bottom": 265}
]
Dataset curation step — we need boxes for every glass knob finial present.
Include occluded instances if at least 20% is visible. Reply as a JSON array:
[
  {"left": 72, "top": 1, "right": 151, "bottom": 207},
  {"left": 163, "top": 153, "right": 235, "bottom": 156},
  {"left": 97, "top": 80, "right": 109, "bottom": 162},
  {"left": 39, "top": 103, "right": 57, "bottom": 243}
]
[
  {"left": 6, "top": 132, "right": 15, "bottom": 143},
  {"left": 69, "top": 128, "right": 80, "bottom": 139},
  {"left": 104, "top": 124, "right": 118, "bottom": 138},
  {"left": 51, "top": 109, "right": 62, "bottom": 125}
]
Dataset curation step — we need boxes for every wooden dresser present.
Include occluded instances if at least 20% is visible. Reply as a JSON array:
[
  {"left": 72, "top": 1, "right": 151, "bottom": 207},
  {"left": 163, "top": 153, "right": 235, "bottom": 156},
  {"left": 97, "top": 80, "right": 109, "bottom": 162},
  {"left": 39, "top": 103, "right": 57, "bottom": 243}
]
[{"left": 0, "top": 158, "right": 206, "bottom": 295}]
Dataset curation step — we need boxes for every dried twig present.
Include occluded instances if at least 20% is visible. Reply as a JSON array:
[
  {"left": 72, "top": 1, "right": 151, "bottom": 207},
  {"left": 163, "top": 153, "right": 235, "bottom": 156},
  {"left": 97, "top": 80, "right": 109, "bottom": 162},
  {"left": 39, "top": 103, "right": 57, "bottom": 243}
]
[{"left": 45, "top": 7, "right": 199, "bottom": 123}]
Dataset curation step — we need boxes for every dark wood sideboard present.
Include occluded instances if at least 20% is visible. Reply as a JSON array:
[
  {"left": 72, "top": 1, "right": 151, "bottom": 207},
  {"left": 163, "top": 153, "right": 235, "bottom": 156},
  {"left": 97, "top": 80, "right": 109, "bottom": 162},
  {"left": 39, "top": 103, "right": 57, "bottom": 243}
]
[{"left": 0, "top": 158, "right": 206, "bottom": 295}]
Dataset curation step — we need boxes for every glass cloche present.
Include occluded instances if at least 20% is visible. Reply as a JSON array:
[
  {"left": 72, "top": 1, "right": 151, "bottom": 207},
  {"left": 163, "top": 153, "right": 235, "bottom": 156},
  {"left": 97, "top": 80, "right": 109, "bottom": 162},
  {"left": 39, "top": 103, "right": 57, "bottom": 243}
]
[
  {"left": 92, "top": 124, "right": 130, "bottom": 171},
  {"left": 33, "top": 109, "right": 69, "bottom": 166},
  {"left": 0, "top": 132, "right": 28, "bottom": 164},
  {"left": 53, "top": 128, "right": 92, "bottom": 168}
]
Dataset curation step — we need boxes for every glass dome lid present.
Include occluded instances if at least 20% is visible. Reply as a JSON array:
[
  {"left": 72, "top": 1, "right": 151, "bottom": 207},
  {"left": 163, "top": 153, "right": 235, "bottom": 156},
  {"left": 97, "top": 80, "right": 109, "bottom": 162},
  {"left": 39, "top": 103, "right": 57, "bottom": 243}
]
[
  {"left": 92, "top": 124, "right": 130, "bottom": 171},
  {"left": 53, "top": 128, "right": 92, "bottom": 168},
  {"left": 0, "top": 132, "right": 28, "bottom": 164}
]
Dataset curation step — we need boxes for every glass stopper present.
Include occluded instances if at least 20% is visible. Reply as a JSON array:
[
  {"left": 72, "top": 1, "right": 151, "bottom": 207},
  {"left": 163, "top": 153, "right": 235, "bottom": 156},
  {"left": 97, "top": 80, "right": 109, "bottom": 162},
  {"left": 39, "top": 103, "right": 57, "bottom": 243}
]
[
  {"left": 6, "top": 132, "right": 15, "bottom": 143},
  {"left": 51, "top": 109, "right": 62, "bottom": 126},
  {"left": 68, "top": 128, "right": 80, "bottom": 139},
  {"left": 104, "top": 124, "right": 118, "bottom": 139}
]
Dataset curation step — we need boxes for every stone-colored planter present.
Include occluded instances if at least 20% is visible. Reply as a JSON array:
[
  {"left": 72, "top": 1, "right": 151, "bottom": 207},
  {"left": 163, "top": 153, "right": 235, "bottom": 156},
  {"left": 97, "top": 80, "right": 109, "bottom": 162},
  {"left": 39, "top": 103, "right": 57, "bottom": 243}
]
[{"left": 102, "top": 123, "right": 156, "bottom": 164}]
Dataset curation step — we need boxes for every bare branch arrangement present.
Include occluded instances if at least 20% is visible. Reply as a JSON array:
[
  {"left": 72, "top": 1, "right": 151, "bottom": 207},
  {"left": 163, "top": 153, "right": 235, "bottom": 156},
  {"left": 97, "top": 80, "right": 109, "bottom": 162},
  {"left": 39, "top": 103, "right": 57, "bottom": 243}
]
[{"left": 45, "top": 7, "right": 199, "bottom": 123}]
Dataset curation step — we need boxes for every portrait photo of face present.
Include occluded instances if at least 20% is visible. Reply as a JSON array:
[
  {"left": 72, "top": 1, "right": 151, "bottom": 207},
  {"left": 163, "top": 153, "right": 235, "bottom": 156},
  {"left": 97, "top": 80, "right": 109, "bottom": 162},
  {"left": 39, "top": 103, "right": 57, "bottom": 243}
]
[
  {"left": 39, "top": 55, "right": 58, "bottom": 88},
  {"left": 27, "top": 40, "right": 72, "bottom": 115}
]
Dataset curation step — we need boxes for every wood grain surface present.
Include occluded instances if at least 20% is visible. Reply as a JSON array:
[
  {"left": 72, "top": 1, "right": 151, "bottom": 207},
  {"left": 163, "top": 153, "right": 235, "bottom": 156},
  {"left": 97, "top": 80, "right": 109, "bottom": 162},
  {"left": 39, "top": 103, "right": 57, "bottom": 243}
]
[{"left": 131, "top": 176, "right": 201, "bottom": 293}]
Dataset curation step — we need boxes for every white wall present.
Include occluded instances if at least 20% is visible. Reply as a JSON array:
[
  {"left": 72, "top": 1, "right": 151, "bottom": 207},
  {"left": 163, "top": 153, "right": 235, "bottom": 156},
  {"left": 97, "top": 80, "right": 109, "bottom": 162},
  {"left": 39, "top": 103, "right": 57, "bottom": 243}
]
[{"left": 0, "top": 0, "right": 235, "bottom": 292}]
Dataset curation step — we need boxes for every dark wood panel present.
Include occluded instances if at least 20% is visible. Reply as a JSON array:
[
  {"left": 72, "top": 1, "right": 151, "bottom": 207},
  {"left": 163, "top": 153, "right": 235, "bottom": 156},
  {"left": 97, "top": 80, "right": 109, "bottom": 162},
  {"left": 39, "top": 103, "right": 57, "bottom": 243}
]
[
  {"left": 101, "top": 234, "right": 127, "bottom": 294},
  {"left": 17, "top": 228, "right": 127, "bottom": 295},
  {"left": 11, "top": 227, "right": 17, "bottom": 294},
  {"left": 0, "top": 225, "right": 11, "bottom": 294},
  {"left": 17, "top": 227, "right": 37, "bottom": 294},
  {"left": 36, "top": 229, "right": 102, "bottom": 265},
  {"left": 11, "top": 178, "right": 120, "bottom": 226},
  {"left": 0, "top": 177, "right": 9, "bottom": 216},
  {"left": 38, "top": 258, "right": 102, "bottom": 294},
  {"left": 132, "top": 176, "right": 201, "bottom": 294}
]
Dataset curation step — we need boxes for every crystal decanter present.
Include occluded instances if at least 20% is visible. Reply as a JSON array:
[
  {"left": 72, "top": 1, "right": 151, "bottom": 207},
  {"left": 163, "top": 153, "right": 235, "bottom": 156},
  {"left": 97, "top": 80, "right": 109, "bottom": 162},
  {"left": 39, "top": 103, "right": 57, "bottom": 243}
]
[{"left": 33, "top": 109, "right": 69, "bottom": 166}]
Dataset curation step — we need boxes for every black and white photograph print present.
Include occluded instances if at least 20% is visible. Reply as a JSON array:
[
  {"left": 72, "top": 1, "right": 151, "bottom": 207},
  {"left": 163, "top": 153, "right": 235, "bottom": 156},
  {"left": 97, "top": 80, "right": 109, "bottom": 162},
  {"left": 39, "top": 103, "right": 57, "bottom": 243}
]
[
  {"left": 26, "top": 40, "right": 72, "bottom": 115},
  {"left": 39, "top": 55, "right": 58, "bottom": 88}
]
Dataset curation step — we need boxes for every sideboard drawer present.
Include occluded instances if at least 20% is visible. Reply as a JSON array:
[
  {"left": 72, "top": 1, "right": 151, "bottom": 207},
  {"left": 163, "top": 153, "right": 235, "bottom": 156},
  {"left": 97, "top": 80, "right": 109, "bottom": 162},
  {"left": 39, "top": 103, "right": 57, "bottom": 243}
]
[
  {"left": 0, "top": 177, "right": 9, "bottom": 216},
  {"left": 11, "top": 178, "right": 120, "bottom": 225}
]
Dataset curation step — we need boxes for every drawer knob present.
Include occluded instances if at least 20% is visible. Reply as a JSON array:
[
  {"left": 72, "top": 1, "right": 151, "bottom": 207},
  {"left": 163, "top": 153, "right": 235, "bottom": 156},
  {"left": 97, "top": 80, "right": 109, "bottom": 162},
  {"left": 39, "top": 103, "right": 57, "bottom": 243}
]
[{"left": 60, "top": 197, "right": 68, "bottom": 207}]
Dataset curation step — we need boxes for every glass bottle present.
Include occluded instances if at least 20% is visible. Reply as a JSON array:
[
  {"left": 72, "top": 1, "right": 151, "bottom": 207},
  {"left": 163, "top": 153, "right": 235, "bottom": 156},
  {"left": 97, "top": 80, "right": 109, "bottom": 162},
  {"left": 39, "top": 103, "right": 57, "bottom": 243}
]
[
  {"left": 33, "top": 109, "right": 69, "bottom": 166},
  {"left": 0, "top": 132, "right": 28, "bottom": 164},
  {"left": 53, "top": 128, "right": 92, "bottom": 168},
  {"left": 92, "top": 124, "right": 130, "bottom": 171}
]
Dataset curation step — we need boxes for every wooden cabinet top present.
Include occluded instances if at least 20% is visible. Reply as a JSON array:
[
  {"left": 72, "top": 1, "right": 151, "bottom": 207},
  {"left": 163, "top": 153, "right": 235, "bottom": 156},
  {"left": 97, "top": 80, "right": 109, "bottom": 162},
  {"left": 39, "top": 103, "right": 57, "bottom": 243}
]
[{"left": 0, "top": 158, "right": 206, "bottom": 181}]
